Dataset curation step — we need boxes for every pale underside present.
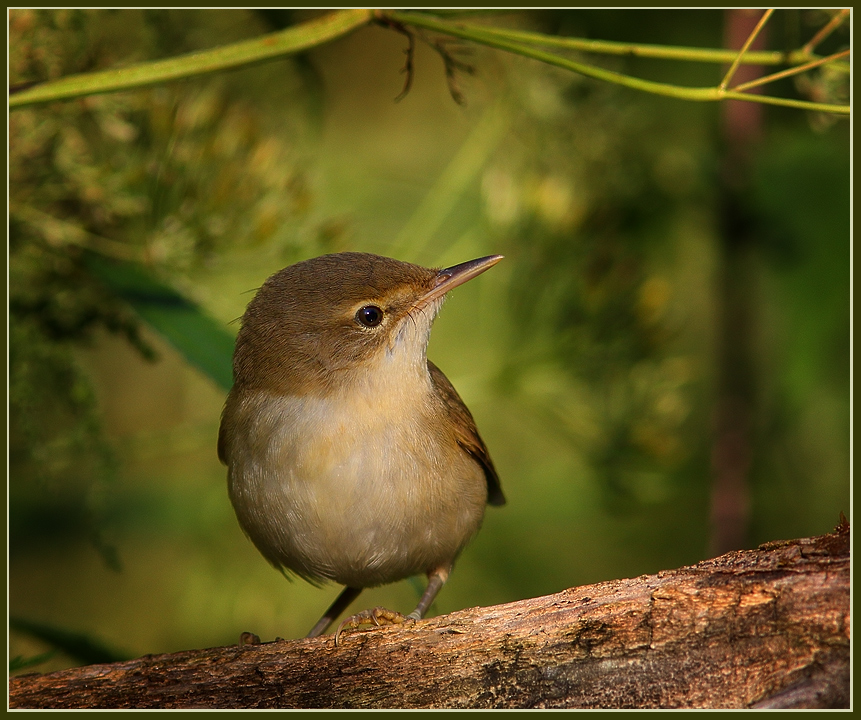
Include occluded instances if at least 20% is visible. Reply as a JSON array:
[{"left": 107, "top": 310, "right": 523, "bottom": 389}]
[{"left": 223, "top": 313, "right": 488, "bottom": 588}]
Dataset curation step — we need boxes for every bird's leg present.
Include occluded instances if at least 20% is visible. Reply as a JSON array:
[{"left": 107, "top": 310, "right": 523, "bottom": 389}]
[
  {"left": 334, "top": 565, "right": 451, "bottom": 645},
  {"left": 406, "top": 565, "right": 449, "bottom": 620},
  {"left": 307, "top": 585, "right": 362, "bottom": 638}
]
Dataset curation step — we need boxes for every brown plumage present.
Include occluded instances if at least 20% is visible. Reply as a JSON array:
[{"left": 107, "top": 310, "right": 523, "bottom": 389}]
[{"left": 218, "top": 252, "right": 504, "bottom": 638}]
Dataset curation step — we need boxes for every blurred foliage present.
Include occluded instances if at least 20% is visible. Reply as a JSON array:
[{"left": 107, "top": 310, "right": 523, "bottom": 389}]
[
  {"left": 486, "top": 8, "right": 847, "bottom": 535},
  {"left": 8, "top": 309, "right": 121, "bottom": 566},
  {"left": 9, "top": 9, "right": 320, "bottom": 566},
  {"left": 9, "top": 651, "right": 57, "bottom": 674},
  {"left": 8, "top": 8, "right": 849, "bottom": 672},
  {"left": 9, "top": 616, "right": 130, "bottom": 667},
  {"left": 464, "top": 11, "right": 723, "bottom": 517},
  {"left": 84, "top": 253, "right": 236, "bottom": 391}
]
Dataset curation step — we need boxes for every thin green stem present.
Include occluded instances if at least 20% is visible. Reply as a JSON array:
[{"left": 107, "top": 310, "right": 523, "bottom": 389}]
[
  {"left": 802, "top": 8, "right": 850, "bottom": 54},
  {"left": 384, "top": 10, "right": 849, "bottom": 115},
  {"left": 402, "top": 12, "right": 848, "bottom": 74},
  {"left": 721, "top": 90, "right": 847, "bottom": 114},
  {"left": 9, "top": 9, "right": 373, "bottom": 109},
  {"left": 720, "top": 9, "right": 774, "bottom": 91},
  {"left": 386, "top": 11, "right": 716, "bottom": 102},
  {"left": 9, "top": 8, "right": 849, "bottom": 116},
  {"left": 731, "top": 48, "right": 851, "bottom": 93},
  {"left": 442, "top": 20, "right": 795, "bottom": 66}
]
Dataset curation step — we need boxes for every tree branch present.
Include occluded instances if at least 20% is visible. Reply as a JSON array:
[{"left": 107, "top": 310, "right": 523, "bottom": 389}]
[{"left": 9, "top": 528, "right": 849, "bottom": 709}]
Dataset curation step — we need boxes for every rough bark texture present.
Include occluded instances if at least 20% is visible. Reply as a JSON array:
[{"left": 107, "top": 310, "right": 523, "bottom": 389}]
[{"left": 9, "top": 528, "right": 850, "bottom": 709}]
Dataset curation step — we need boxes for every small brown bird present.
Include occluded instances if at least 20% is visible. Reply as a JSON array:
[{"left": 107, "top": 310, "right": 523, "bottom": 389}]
[{"left": 218, "top": 252, "right": 505, "bottom": 639}]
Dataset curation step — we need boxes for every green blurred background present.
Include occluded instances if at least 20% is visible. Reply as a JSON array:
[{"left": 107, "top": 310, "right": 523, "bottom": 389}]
[{"left": 8, "top": 9, "right": 849, "bottom": 673}]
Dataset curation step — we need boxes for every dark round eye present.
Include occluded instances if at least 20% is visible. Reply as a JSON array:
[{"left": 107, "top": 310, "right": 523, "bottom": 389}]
[{"left": 356, "top": 305, "right": 384, "bottom": 328}]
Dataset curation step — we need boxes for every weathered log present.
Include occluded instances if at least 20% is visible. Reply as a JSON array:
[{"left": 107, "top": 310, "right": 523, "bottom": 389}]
[{"left": 9, "top": 527, "right": 849, "bottom": 709}]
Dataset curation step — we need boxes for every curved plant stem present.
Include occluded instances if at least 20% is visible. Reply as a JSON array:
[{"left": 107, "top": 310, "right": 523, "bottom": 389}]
[
  {"left": 9, "top": 9, "right": 373, "bottom": 109},
  {"left": 8, "top": 8, "right": 849, "bottom": 116},
  {"left": 409, "top": 16, "right": 849, "bottom": 74},
  {"left": 383, "top": 9, "right": 849, "bottom": 115},
  {"left": 386, "top": 12, "right": 715, "bottom": 101},
  {"left": 443, "top": 18, "right": 806, "bottom": 67}
]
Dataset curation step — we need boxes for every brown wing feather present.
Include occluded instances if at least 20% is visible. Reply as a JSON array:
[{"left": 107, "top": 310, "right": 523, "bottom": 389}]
[{"left": 428, "top": 361, "right": 505, "bottom": 506}]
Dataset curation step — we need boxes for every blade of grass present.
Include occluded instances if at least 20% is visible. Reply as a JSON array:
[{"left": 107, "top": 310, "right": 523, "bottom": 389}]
[
  {"left": 388, "top": 101, "right": 510, "bottom": 261},
  {"left": 9, "top": 9, "right": 372, "bottom": 109}
]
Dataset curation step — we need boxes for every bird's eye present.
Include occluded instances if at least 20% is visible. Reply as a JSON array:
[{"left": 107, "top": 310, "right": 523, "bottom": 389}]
[{"left": 356, "top": 305, "right": 384, "bottom": 328}]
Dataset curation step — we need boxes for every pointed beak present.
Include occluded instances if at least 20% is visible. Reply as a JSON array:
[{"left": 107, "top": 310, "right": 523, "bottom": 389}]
[{"left": 414, "top": 255, "right": 504, "bottom": 311}]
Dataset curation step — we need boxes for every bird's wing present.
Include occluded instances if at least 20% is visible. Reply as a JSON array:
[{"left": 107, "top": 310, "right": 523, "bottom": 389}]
[{"left": 428, "top": 361, "right": 505, "bottom": 506}]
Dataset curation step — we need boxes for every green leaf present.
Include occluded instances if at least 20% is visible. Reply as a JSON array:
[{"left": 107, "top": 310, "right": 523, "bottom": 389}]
[
  {"left": 84, "top": 254, "right": 235, "bottom": 391},
  {"left": 10, "top": 652, "right": 57, "bottom": 673},
  {"left": 10, "top": 617, "right": 130, "bottom": 666}
]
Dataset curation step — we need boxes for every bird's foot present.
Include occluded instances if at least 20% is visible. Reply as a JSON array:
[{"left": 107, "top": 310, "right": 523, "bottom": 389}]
[{"left": 334, "top": 607, "right": 414, "bottom": 645}]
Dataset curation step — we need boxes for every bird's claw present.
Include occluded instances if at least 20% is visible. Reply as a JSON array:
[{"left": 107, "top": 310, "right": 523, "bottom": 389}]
[{"left": 334, "top": 607, "right": 413, "bottom": 645}]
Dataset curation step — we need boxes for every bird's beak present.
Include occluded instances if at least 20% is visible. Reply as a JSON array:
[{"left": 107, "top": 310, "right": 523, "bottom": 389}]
[{"left": 413, "top": 255, "right": 504, "bottom": 312}]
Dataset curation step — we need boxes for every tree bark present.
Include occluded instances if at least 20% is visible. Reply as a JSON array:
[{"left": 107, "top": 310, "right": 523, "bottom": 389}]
[{"left": 9, "top": 527, "right": 849, "bottom": 709}]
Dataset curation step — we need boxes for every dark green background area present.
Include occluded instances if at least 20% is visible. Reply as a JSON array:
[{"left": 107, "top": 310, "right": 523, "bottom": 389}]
[{"left": 8, "top": 9, "right": 849, "bottom": 673}]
